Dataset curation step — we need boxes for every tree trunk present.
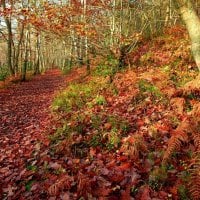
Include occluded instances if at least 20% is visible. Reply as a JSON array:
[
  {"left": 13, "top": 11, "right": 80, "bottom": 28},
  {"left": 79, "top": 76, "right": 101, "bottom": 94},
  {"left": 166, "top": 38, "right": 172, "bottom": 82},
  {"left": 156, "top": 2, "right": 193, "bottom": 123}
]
[
  {"left": 21, "top": 30, "right": 29, "bottom": 81},
  {"left": 7, "top": 21, "right": 14, "bottom": 75},
  {"left": 14, "top": 24, "right": 24, "bottom": 75},
  {"left": 2, "top": 0, "right": 14, "bottom": 75},
  {"left": 174, "top": 0, "right": 200, "bottom": 71},
  {"left": 34, "top": 34, "right": 41, "bottom": 75}
]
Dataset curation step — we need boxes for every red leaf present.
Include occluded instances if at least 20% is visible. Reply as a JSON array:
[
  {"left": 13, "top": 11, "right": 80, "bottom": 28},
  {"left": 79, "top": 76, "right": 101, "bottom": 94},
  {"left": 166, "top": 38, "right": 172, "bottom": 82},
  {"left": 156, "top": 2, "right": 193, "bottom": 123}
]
[
  {"left": 140, "top": 186, "right": 151, "bottom": 200},
  {"left": 117, "top": 162, "right": 131, "bottom": 171}
]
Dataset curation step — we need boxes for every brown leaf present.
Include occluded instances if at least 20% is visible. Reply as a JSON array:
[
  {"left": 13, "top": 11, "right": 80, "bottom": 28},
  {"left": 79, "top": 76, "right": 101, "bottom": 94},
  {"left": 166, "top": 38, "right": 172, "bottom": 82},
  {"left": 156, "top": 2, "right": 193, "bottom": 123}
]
[
  {"left": 121, "top": 186, "right": 131, "bottom": 200},
  {"left": 93, "top": 187, "right": 112, "bottom": 197},
  {"left": 73, "top": 159, "right": 80, "bottom": 164},
  {"left": 104, "top": 123, "right": 112, "bottom": 130},
  {"left": 89, "top": 147, "right": 96, "bottom": 157},
  {"left": 60, "top": 192, "right": 70, "bottom": 200},
  {"left": 170, "top": 97, "right": 185, "bottom": 115},
  {"left": 49, "top": 162, "right": 62, "bottom": 170},
  {"left": 3, "top": 185, "right": 14, "bottom": 197}
]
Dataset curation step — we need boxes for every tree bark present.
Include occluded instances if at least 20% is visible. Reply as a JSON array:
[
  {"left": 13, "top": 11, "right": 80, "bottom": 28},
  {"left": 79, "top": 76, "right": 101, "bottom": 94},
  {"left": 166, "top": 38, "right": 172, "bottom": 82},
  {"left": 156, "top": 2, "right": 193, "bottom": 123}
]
[
  {"left": 2, "top": 0, "right": 14, "bottom": 75},
  {"left": 34, "top": 34, "right": 41, "bottom": 75},
  {"left": 21, "top": 30, "right": 29, "bottom": 81},
  {"left": 174, "top": 0, "right": 200, "bottom": 71},
  {"left": 14, "top": 24, "right": 25, "bottom": 74}
]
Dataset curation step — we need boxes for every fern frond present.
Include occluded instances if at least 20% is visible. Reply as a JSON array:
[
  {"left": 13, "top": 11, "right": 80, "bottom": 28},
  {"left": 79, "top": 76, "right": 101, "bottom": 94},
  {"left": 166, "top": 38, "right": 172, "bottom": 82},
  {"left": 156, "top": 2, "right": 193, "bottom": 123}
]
[
  {"left": 188, "top": 155, "right": 200, "bottom": 200},
  {"left": 121, "top": 134, "right": 147, "bottom": 160},
  {"left": 189, "top": 103, "right": 200, "bottom": 126},
  {"left": 55, "top": 138, "right": 72, "bottom": 155},
  {"left": 192, "top": 132, "right": 200, "bottom": 152},
  {"left": 48, "top": 175, "right": 72, "bottom": 196},
  {"left": 186, "top": 104, "right": 200, "bottom": 200},
  {"left": 162, "top": 130, "right": 188, "bottom": 164},
  {"left": 77, "top": 172, "right": 92, "bottom": 197}
]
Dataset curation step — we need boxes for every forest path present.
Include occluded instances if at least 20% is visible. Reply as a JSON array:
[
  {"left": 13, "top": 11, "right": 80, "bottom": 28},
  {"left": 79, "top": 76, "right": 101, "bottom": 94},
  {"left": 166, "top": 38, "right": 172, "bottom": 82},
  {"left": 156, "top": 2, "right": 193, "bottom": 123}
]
[{"left": 0, "top": 68, "right": 85, "bottom": 198}]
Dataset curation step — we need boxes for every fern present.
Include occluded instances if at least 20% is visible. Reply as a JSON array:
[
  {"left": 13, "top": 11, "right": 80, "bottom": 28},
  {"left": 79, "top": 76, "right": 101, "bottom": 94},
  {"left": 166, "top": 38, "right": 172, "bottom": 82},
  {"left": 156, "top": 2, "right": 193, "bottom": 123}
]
[
  {"left": 162, "top": 130, "right": 188, "bottom": 164},
  {"left": 188, "top": 155, "right": 200, "bottom": 200},
  {"left": 48, "top": 175, "right": 72, "bottom": 196},
  {"left": 192, "top": 132, "right": 200, "bottom": 152},
  {"left": 55, "top": 137, "right": 72, "bottom": 155},
  {"left": 163, "top": 102, "right": 200, "bottom": 199},
  {"left": 77, "top": 172, "right": 92, "bottom": 197},
  {"left": 187, "top": 130, "right": 200, "bottom": 200},
  {"left": 121, "top": 134, "right": 147, "bottom": 160}
]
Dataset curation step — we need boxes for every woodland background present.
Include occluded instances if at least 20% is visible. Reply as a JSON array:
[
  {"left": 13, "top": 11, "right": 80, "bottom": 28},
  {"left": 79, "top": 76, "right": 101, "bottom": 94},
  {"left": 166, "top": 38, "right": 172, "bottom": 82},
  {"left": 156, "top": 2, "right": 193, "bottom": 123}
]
[{"left": 0, "top": 0, "right": 200, "bottom": 199}]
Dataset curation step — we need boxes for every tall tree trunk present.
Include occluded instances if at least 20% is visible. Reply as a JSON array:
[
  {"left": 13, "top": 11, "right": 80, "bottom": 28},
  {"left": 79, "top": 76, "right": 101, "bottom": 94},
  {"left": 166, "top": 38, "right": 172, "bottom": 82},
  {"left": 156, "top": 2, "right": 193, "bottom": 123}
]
[
  {"left": 21, "top": 30, "right": 29, "bottom": 81},
  {"left": 165, "top": 0, "right": 173, "bottom": 26},
  {"left": 77, "top": 36, "right": 84, "bottom": 66},
  {"left": 82, "top": 0, "right": 90, "bottom": 73},
  {"left": 110, "top": 0, "right": 116, "bottom": 47},
  {"left": 7, "top": 20, "right": 14, "bottom": 75},
  {"left": 14, "top": 23, "right": 25, "bottom": 75},
  {"left": 174, "top": 0, "right": 200, "bottom": 71},
  {"left": 2, "top": 0, "right": 14, "bottom": 75},
  {"left": 34, "top": 34, "right": 41, "bottom": 75}
]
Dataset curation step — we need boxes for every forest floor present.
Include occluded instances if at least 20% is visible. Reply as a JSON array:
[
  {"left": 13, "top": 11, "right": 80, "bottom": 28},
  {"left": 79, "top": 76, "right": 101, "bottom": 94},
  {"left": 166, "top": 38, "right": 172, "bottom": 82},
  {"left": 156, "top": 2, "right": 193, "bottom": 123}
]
[
  {"left": 0, "top": 26, "right": 200, "bottom": 200},
  {"left": 0, "top": 68, "right": 86, "bottom": 199}
]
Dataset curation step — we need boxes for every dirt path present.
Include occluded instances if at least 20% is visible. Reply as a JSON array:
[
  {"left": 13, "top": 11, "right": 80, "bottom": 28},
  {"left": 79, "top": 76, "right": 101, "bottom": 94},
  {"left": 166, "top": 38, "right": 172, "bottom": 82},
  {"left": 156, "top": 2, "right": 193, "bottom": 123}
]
[{"left": 0, "top": 68, "right": 85, "bottom": 199}]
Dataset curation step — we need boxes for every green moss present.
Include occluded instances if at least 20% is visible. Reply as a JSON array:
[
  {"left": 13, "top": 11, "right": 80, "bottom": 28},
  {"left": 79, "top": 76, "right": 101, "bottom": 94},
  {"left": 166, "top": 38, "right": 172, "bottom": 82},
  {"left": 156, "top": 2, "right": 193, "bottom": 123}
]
[
  {"left": 0, "top": 65, "right": 9, "bottom": 81},
  {"left": 104, "top": 128, "right": 121, "bottom": 150},
  {"left": 49, "top": 123, "right": 71, "bottom": 143},
  {"left": 27, "top": 165, "right": 37, "bottom": 172},
  {"left": 133, "top": 79, "right": 164, "bottom": 106},
  {"left": 91, "top": 114, "right": 102, "bottom": 130},
  {"left": 120, "top": 121, "right": 130, "bottom": 134},
  {"left": 25, "top": 180, "right": 34, "bottom": 191},
  {"left": 178, "top": 170, "right": 191, "bottom": 182},
  {"left": 93, "top": 64, "right": 114, "bottom": 77},
  {"left": 178, "top": 185, "right": 190, "bottom": 200},
  {"left": 52, "top": 80, "right": 108, "bottom": 112},
  {"left": 94, "top": 95, "right": 107, "bottom": 105},
  {"left": 93, "top": 56, "right": 118, "bottom": 77},
  {"left": 170, "top": 116, "right": 180, "bottom": 128},
  {"left": 138, "top": 80, "right": 162, "bottom": 98},
  {"left": 170, "top": 72, "right": 194, "bottom": 87},
  {"left": 89, "top": 133, "right": 102, "bottom": 147},
  {"left": 149, "top": 166, "right": 168, "bottom": 190}
]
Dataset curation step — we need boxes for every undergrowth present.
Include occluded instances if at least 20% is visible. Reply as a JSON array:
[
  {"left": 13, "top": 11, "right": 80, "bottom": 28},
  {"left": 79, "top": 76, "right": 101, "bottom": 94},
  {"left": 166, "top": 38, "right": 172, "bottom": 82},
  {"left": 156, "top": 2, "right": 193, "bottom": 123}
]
[
  {"left": 52, "top": 77, "right": 108, "bottom": 112},
  {"left": 0, "top": 65, "right": 9, "bottom": 81},
  {"left": 49, "top": 28, "right": 200, "bottom": 199}
]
